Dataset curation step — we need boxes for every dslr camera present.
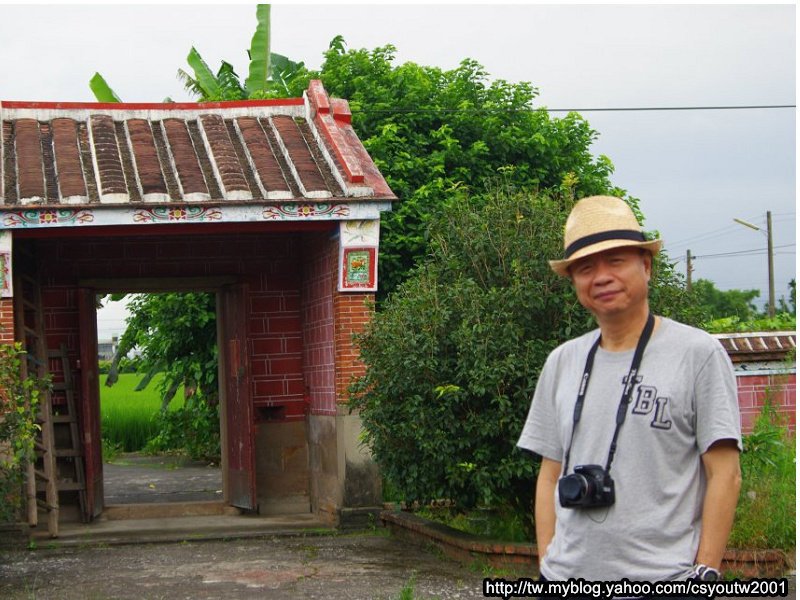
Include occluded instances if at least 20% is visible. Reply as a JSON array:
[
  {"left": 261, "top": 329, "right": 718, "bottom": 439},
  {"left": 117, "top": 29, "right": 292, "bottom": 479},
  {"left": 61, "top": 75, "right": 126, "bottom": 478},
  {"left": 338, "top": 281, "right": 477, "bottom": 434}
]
[{"left": 558, "top": 464, "right": 615, "bottom": 509}]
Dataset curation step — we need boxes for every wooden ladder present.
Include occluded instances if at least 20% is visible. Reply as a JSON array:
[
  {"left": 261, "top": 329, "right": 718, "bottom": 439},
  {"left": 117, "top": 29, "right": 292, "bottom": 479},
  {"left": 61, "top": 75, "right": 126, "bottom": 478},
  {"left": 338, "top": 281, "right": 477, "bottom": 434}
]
[
  {"left": 14, "top": 262, "right": 60, "bottom": 537},
  {"left": 47, "top": 344, "right": 88, "bottom": 522}
]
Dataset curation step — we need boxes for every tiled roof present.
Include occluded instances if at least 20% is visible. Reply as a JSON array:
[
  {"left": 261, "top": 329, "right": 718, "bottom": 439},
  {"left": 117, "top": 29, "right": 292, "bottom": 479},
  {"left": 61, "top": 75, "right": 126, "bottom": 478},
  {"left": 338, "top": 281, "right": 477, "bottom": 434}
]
[
  {"left": 714, "top": 331, "right": 796, "bottom": 363},
  {"left": 0, "top": 81, "right": 395, "bottom": 207}
]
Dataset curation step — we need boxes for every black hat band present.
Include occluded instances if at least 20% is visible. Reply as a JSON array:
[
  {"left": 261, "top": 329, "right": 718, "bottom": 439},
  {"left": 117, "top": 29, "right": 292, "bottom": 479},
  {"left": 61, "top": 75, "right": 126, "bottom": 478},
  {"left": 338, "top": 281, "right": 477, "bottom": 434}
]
[{"left": 564, "top": 229, "right": 647, "bottom": 260}]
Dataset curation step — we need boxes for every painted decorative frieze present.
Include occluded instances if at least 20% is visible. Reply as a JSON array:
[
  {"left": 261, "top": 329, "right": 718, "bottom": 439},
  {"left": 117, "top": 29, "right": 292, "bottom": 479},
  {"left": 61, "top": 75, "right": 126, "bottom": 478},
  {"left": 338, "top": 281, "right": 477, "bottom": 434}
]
[
  {"left": 0, "top": 202, "right": 390, "bottom": 229},
  {"left": 3, "top": 209, "right": 95, "bottom": 228},
  {"left": 133, "top": 206, "right": 223, "bottom": 223}
]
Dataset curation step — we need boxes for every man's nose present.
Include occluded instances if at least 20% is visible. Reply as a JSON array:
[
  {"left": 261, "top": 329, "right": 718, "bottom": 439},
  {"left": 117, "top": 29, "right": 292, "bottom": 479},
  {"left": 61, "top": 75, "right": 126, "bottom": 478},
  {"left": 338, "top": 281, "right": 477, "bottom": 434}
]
[{"left": 592, "top": 261, "right": 614, "bottom": 284}]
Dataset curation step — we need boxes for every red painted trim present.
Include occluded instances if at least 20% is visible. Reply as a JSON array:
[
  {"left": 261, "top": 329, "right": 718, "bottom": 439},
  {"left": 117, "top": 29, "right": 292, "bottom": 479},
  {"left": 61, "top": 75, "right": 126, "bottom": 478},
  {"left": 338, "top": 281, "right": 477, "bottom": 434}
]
[
  {"left": 315, "top": 113, "right": 365, "bottom": 184},
  {"left": 1, "top": 98, "right": 305, "bottom": 111},
  {"left": 307, "top": 80, "right": 330, "bottom": 114}
]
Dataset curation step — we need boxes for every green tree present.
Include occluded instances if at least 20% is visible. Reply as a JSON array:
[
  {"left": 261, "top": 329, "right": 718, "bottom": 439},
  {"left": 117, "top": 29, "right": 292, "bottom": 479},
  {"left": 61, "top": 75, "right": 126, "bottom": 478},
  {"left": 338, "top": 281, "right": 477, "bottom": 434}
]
[
  {"left": 105, "top": 293, "right": 220, "bottom": 460},
  {"left": 703, "top": 279, "right": 796, "bottom": 333},
  {"left": 691, "top": 278, "right": 760, "bottom": 321},
  {"left": 349, "top": 186, "right": 698, "bottom": 513},
  {"left": 108, "top": 293, "right": 217, "bottom": 406}
]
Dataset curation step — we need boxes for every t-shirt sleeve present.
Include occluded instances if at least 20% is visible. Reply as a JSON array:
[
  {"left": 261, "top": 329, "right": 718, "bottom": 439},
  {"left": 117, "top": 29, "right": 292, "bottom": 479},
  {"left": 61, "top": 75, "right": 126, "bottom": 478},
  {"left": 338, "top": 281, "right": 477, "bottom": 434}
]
[
  {"left": 517, "top": 352, "right": 564, "bottom": 462},
  {"left": 694, "top": 344, "right": 743, "bottom": 453}
]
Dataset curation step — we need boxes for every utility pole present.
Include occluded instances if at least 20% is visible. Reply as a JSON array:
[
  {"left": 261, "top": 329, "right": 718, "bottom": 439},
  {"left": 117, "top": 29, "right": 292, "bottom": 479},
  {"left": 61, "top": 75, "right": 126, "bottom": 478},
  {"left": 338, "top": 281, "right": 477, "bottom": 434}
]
[
  {"left": 767, "top": 211, "right": 775, "bottom": 318},
  {"left": 733, "top": 211, "right": 776, "bottom": 318},
  {"left": 686, "top": 249, "right": 694, "bottom": 292}
]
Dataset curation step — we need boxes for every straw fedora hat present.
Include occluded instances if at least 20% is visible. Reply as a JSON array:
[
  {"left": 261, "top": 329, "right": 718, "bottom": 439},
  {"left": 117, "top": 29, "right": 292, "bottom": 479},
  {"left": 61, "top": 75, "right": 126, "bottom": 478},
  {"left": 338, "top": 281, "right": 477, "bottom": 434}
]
[{"left": 549, "top": 195, "right": 662, "bottom": 277}]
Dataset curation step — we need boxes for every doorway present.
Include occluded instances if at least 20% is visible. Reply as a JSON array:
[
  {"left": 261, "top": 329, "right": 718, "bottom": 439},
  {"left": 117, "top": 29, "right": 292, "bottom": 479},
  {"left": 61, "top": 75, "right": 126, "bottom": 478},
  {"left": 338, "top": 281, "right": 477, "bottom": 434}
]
[
  {"left": 75, "top": 278, "right": 256, "bottom": 521},
  {"left": 97, "top": 292, "right": 223, "bottom": 507}
]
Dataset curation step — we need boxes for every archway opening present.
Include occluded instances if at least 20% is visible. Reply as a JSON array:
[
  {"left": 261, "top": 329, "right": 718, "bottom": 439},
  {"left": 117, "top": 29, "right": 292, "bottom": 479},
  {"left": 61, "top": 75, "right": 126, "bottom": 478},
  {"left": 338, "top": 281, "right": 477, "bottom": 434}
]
[{"left": 97, "top": 292, "right": 222, "bottom": 507}]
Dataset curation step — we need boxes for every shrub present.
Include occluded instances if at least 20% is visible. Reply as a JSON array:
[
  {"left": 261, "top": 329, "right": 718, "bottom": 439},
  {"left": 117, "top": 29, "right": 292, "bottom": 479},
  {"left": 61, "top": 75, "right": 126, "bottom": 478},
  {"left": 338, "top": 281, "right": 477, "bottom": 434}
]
[
  {"left": 0, "top": 343, "right": 50, "bottom": 523},
  {"left": 145, "top": 394, "right": 220, "bottom": 463},
  {"left": 350, "top": 186, "right": 698, "bottom": 512}
]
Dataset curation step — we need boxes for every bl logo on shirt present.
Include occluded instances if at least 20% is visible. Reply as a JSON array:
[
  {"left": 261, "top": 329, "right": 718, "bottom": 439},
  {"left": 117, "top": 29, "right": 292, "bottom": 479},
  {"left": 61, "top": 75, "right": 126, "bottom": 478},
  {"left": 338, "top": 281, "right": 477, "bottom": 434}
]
[{"left": 624, "top": 375, "right": 673, "bottom": 430}]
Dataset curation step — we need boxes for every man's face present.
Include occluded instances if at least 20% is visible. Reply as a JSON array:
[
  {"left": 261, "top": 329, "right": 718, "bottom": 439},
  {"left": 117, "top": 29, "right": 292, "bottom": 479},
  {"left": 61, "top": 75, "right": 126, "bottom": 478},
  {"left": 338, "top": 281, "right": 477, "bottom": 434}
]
[{"left": 569, "top": 247, "right": 652, "bottom": 320}]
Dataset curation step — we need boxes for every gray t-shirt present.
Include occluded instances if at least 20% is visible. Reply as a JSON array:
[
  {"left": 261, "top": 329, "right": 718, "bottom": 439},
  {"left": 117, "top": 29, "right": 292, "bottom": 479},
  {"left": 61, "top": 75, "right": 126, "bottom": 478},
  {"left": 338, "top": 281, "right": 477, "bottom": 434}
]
[{"left": 517, "top": 317, "right": 742, "bottom": 582}]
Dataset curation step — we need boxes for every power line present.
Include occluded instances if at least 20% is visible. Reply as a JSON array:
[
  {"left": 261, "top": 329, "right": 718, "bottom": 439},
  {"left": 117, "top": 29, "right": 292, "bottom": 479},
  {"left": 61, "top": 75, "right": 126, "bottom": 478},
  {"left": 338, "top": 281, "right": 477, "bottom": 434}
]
[
  {"left": 540, "top": 104, "right": 796, "bottom": 113},
  {"left": 668, "top": 225, "right": 744, "bottom": 249},
  {"left": 669, "top": 243, "right": 795, "bottom": 262},
  {"left": 358, "top": 104, "right": 796, "bottom": 115},
  {"left": 667, "top": 210, "right": 793, "bottom": 248}
]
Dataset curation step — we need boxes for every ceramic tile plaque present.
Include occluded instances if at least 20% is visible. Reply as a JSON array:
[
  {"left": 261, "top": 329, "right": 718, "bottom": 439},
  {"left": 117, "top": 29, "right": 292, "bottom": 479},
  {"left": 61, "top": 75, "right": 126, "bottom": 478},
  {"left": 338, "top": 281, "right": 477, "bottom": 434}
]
[{"left": 339, "top": 247, "right": 377, "bottom": 291}]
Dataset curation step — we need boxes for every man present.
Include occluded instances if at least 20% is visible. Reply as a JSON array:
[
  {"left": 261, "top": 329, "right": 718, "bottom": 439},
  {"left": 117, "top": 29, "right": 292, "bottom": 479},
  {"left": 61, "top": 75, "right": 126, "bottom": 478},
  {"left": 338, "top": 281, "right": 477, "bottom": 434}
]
[{"left": 517, "top": 195, "right": 742, "bottom": 584}]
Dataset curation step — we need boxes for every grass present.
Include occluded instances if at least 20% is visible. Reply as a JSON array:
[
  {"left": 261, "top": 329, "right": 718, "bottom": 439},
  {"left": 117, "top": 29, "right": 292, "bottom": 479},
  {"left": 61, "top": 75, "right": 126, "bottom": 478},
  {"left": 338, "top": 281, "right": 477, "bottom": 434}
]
[
  {"left": 100, "top": 373, "right": 184, "bottom": 453},
  {"left": 728, "top": 399, "right": 795, "bottom": 550},
  {"left": 415, "top": 504, "right": 532, "bottom": 543}
]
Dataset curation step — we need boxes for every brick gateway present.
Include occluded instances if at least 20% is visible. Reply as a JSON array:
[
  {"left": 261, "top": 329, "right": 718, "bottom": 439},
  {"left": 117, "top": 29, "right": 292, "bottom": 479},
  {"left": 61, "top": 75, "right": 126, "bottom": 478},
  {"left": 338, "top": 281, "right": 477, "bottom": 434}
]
[{"left": 0, "top": 81, "right": 396, "bottom": 528}]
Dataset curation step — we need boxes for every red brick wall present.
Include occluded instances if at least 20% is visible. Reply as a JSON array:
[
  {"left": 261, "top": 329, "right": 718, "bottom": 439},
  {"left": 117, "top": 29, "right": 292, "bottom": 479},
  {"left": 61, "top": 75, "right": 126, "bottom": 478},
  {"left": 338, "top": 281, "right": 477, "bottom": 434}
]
[
  {"left": 299, "top": 232, "right": 375, "bottom": 412},
  {"left": 301, "top": 233, "right": 336, "bottom": 416},
  {"left": 333, "top": 292, "right": 373, "bottom": 403},
  {"left": 736, "top": 372, "right": 796, "bottom": 434},
  {"left": 0, "top": 298, "right": 15, "bottom": 343}
]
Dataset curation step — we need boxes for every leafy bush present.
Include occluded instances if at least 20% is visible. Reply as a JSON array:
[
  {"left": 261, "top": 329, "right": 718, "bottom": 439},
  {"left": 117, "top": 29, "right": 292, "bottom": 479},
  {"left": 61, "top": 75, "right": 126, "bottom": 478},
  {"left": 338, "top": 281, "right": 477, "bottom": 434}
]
[
  {"left": 704, "top": 313, "right": 796, "bottom": 334},
  {"left": 350, "top": 186, "right": 698, "bottom": 512},
  {"left": 145, "top": 395, "right": 220, "bottom": 463},
  {"left": 0, "top": 343, "right": 49, "bottom": 523},
  {"left": 99, "top": 357, "right": 140, "bottom": 375}
]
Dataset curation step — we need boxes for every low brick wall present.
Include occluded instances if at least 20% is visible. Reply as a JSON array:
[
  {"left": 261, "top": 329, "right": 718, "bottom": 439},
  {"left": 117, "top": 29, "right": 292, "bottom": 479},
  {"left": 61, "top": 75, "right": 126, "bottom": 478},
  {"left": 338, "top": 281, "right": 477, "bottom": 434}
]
[
  {"left": 381, "top": 510, "right": 537, "bottom": 571},
  {"left": 381, "top": 510, "right": 790, "bottom": 578}
]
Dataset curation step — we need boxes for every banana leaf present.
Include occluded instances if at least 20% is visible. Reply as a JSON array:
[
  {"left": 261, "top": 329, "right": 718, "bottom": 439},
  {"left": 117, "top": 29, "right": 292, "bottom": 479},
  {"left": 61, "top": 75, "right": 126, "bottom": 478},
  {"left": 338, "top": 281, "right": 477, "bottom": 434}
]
[
  {"left": 89, "top": 73, "right": 122, "bottom": 103},
  {"left": 269, "top": 52, "right": 303, "bottom": 94},
  {"left": 244, "top": 4, "right": 271, "bottom": 95},
  {"left": 186, "top": 47, "right": 221, "bottom": 100},
  {"left": 216, "top": 61, "right": 246, "bottom": 100}
]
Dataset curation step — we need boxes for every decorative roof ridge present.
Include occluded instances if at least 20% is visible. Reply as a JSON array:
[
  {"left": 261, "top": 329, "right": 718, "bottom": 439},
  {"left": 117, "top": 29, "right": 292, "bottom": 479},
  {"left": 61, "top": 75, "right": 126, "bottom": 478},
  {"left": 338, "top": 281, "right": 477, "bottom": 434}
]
[{"left": 712, "top": 331, "right": 796, "bottom": 339}]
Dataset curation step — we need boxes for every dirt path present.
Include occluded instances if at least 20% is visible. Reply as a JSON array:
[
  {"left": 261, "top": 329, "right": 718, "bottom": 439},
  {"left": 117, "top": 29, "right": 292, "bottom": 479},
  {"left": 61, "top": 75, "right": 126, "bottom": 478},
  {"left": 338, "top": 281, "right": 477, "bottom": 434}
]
[{"left": 0, "top": 532, "right": 497, "bottom": 600}]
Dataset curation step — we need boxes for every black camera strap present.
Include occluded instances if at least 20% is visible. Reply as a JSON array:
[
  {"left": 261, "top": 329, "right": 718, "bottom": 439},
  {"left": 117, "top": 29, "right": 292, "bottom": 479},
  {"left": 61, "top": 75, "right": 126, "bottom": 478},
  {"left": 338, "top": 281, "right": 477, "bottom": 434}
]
[{"left": 561, "top": 313, "right": 656, "bottom": 477}]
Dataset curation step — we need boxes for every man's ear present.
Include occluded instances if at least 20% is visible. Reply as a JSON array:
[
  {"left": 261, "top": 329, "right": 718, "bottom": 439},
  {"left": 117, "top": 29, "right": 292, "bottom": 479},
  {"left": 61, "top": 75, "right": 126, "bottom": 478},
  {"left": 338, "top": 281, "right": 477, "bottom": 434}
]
[{"left": 642, "top": 250, "right": 653, "bottom": 280}]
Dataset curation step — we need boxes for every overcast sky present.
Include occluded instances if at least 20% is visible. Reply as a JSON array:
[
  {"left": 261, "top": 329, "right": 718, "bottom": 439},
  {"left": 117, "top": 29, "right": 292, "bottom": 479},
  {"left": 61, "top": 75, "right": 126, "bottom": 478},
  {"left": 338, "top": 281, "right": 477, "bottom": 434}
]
[{"left": 0, "top": 3, "right": 795, "bottom": 337}]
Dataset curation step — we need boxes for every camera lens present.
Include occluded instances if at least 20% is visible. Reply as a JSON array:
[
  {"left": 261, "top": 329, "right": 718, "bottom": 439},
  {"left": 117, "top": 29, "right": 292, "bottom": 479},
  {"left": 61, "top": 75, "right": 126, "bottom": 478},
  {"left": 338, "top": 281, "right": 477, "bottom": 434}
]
[{"left": 560, "top": 474, "right": 587, "bottom": 502}]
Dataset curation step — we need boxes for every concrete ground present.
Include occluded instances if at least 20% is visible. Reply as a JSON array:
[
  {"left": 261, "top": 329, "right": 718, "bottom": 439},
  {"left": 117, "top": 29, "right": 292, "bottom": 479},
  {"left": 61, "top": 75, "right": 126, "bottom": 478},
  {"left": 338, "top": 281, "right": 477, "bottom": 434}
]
[
  {"left": 103, "top": 453, "right": 222, "bottom": 504},
  {"left": 1, "top": 531, "right": 794, "bottom": 600},
  {"left": 1, "top": 454, "right": 495, "bottom": 598},
  {"left": 0, "top": 531, "right": 494, "bottom": 600}
]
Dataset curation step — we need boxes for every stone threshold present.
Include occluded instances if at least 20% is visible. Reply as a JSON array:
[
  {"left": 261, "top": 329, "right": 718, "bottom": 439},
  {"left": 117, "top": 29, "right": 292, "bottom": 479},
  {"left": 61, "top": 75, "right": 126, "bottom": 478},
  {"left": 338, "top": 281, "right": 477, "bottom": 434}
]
[{"left": 380, "top": 510, "right": 790, "bottom": 578}]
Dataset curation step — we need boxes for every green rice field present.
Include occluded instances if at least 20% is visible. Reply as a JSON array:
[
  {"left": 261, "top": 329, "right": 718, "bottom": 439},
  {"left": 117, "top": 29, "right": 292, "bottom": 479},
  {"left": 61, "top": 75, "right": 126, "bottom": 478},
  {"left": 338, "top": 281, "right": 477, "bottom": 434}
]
[{"left": 100, "top": 373, "right": 184, "bottom": 453}]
